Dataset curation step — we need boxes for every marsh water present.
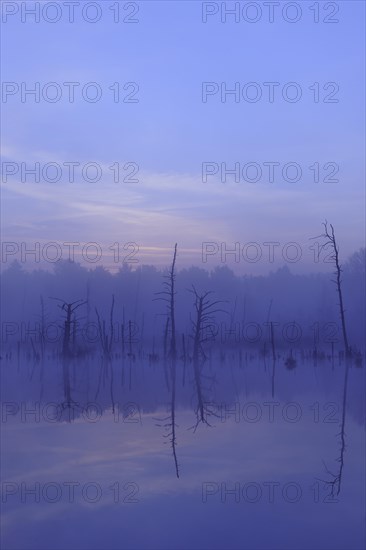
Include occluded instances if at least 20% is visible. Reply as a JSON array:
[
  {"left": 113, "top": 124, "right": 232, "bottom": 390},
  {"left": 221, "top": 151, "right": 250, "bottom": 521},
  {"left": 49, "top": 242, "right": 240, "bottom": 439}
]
[{"left": 1, "top": 350, "right": 365, "bottom": 550}]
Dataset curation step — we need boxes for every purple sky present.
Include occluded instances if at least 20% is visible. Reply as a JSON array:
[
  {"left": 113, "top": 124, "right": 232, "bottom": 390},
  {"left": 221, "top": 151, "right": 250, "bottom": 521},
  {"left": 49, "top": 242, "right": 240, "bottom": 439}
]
[{"left": 1, "top": 1, "right": 365, "bottom": 274}]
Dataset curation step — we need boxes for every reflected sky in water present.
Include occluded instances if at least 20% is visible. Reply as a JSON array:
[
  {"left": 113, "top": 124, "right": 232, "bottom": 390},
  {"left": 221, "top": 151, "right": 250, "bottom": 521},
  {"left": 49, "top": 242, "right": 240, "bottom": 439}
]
[{"left": 1, "top": 356, "right": 365, "bottom": 549}]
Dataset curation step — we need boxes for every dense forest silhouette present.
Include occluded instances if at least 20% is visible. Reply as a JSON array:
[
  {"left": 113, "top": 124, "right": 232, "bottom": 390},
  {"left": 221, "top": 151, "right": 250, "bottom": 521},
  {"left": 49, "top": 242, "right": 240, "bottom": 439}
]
[{"left": 1, "top": 247, "right": 365, "bottom": 352}]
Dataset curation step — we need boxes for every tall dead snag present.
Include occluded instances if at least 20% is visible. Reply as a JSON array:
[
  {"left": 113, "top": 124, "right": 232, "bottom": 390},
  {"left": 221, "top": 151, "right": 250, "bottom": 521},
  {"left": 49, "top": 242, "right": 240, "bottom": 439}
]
[
  {"left": 128, "top": 320, "right": 135, "bottom": 390},
  {"left": 264, "top": 299, "right": 277, "bottom": 396},
  {"left": 95, "top": 295, "right": 115, "bottom": 361},
  {"left": 30, "top": 295, "right": 49, "bottom": 390},
  {"left": 50, "top": 298, "right": 86, "bottom": 407},
  {"left": 120, "top": 307, "right": 125, "bottom": 385},
  {"left": 36, "top": 295, "right": 47, "bottom": 361},
  {"left": 317, "top": 365, "right": 349, "bottom": 497},
  {"left": 163, "top": 317, "right": 171, "bottom": 391},
  {"left": 313, "top": 221, "right": 350, "bottom": 355},
  {"left": 95, "top": 295, "right": 116, "bottom": 412},
  {"left": 37, "top": 296, "right": 48, "bottom": 399},
  {"left": 189, "top": 286, "right": 224, "bottom": 430},
  {"left": 51, "top": 298, "right": 87, "bottom": 358},
  {"left": 154, "top": 243, "right": 178, "bottom": 390},
  {"left": 167, "top": 244, "right": 179, "bottom": 477},
  {"left": 181, "top": 333, "right": 187, "bottom": 386},
  {"left": 270, "top": 321, "right": 276, "bottom": 397},
  {"left": 169, "top": 244, "right": 178, "bottom": 360},
  {"left": 155, "top": 243, "right": 178, "bottom": 361},
  {"left": 313, "top": 221, "right": 350, "bottom": 496},
  {"left": 154, "top": 244, "right": 180, "bottom": 477}
]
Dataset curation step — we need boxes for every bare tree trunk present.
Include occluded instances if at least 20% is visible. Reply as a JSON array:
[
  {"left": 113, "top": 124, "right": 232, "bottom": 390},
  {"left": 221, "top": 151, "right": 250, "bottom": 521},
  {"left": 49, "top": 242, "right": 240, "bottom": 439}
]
[
  {"left": 169, "top": 244, "right": 178, "bottom": 359},
  {"left": 270, "top": 322, "right": 276, "bottom": 398},
  {"left": 314, "top": 222, "right": 352, "bottom": 497},
  {"left": 314, "top": 222, "right": 350, "bottom": 355},
  {"left": 182, "top": 333, "right": 186, "bottom": 386},
  {"left": 154, "top": 244, "right": 180, "bottom": 477},
  {"left": 189, "top": 287, "right": 225, "bottom": 429}
]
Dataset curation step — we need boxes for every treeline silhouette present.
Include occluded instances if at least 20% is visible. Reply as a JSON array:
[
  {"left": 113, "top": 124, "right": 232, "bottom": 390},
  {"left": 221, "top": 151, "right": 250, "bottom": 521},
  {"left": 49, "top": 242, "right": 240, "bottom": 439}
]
[{"left": 1, "top": 247, "right": 365, "bottom": 354}]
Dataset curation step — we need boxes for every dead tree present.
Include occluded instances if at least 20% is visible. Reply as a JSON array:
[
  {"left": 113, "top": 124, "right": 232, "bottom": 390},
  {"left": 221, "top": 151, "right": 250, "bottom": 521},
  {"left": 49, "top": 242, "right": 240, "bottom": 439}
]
[
  {"left": 154, "top": 244, "right": 178, "bottom": 390},
  {"left": 263, "top": 299, "right": 277, "bottom": 395},
  {"left": 36, "top": 295, "right": 47, "bottom": 361},
  {"left": 154, "top": 244, "right": 180, "bottom": 477},
  {"left": 155, "top": 243, "right": 178, "bottom": 361},
  {"left": 32, "top": 295, "right": 49, "bottom": 397},
  {"left": 29, "top": 295, "right": 48, "bottom": 372},
  {"left": 50, "top": 297, "right": 86, "bottom": 407},
  {"left": 181, "top": 333, "right": 187, "bottom": 386},
  {"left": 189, "top": 286, "right": 224, "bottom": 430},
  {"left": 95, "top": 295, "right": 115, "bottom": 361},
  {"left": 317, "top": 362, "right": 349, "bottom": 497},
  {"left": 95, "top": 295, "right": 116, "bottom": 411},
  {"left": 163, "top": 317, "right": 171, "bottom": 391},
  {"left": 121, "top": 306, "right": 126, "bottom": 386},
  {"left": 313, "top": 222, "right": 351, "bottom": 496},
  {"left": 50, "top": 298, "right": 87, "bottom": 358},
  {"left": 128, "top": 319, "right": 135, "bottom": 390},
  {"left": 312, "top": 221, "right": 350, "bottom": 355},
  {"left": 270, "top": 321, "right": 276, "bottom": 397}
]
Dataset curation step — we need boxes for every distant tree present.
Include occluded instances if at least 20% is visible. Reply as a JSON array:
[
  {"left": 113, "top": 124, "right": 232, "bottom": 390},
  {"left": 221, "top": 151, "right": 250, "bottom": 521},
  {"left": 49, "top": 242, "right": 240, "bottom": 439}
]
[{"left": 344, "top": 247, "right": 365, "bottom": 277}]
